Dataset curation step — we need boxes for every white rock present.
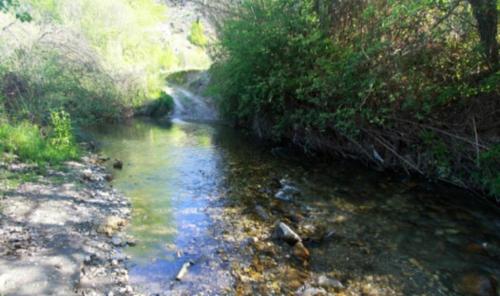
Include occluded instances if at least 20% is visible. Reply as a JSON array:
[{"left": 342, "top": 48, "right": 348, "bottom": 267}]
[{"left": 275, "top": 222, "right": 302, "bottom": 244}]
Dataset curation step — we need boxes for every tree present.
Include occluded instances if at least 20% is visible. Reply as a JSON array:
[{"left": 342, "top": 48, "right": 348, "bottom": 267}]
[{"left": 467, "top": 0, "right": 498, "bottom": 70}]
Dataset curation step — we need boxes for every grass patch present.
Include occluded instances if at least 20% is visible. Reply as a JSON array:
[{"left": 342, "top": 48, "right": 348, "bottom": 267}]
[{"left": 0, "top": 111, "right": 79, "bottom": 165}]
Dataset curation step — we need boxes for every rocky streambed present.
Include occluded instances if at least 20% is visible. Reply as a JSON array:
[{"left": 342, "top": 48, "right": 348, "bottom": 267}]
[
  {"left": 0, "top": 154, "right": 136, "bottom": 296},
  {"left": 92, "top": 119, "right": 499, "bottom": 296}
]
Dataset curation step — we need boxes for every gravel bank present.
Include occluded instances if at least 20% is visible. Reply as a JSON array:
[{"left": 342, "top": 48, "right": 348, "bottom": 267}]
[{"left": 0, "top": 155, "right": 136, "bottom": 296}]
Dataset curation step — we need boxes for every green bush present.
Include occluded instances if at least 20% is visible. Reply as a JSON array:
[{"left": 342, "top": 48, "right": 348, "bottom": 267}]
[
  {"left": 188, "top": 21, "right": 208, "bottom": 47},
  {"left": 211, "top": 0, "right": 497, "bottom": 136},
  {"left": 0, "top": 111, "right": 79, "bottom": 164},
  {"left": 150, "top": 92, "right": 174, "bottom": 118}
]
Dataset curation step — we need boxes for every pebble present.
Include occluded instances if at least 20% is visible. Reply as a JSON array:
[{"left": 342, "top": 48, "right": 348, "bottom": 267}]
[
  {"left": 295, "top": 285, "right": 327, "bottom": 296},
  {"left": 317, "top": 275, "right": 344, "bottom": 290},
  {"left": 255, "top": 205, "right": 270, "bottom": 221},
  {"left": 293, "top": 242, "right": 310, "bottom": 261},
  {"left": 111, "top": 236, "right": 123, "bottom": 246},
  {"left": 274, "top": 222, "right": 302, "bottom": 245}
]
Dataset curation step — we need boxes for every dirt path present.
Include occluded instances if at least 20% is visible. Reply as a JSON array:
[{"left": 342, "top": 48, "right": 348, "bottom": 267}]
[{"left": 0, "top": 156, "right": 135, "bottom": 296}]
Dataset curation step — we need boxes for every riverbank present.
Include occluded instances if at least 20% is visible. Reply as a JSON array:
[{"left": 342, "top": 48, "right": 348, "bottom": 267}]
[{"left": 0, "top": 153, "right": 135, "bottom": 296}]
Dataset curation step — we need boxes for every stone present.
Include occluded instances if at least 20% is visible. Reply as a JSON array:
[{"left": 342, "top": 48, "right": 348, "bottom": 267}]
[
  {"left": 255, "top": 205, "right": 270, "bottom": 221},
  {"left": 126, "top": 236, "right": 137, "bottom": 246},
  {"left": 82, "top": 169, "right": 100, "bottom": 182},
  {"left": 97, "top": 216, "right": 127, "bottom": 236},
  {"left": 275, "top": 184, "right": 300, "bottom": 202},
  {"left": 295, "top": 285, "right": 327, "bottom": 296},
  {"left": 113, "top": 160, "right": 123, "bottom": 170},
  {"left": 465, "top": 243, "right": 489, "bottom": 256},
  {"left": 274, "top": 222, "right": 302, "bottom": 245},
  {"left": 293, "top": 242, "right": 310, "bottom": 261},
  {"left": 317, "top": 275, "right": 344, "bottom": 290},
  {"left": 111, "top": 236, "right": 123, "bottom": 246},
  {"left": 300, "top": 223, "right": 336, "bottom": 243}
]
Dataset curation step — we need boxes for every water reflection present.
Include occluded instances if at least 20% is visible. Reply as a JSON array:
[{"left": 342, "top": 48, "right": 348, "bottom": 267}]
[{"left": 93, "top": 119, "right": 229, "bottom": 293}]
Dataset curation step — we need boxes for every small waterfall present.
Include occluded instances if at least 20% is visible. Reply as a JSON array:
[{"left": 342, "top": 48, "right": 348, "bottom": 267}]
[{"left": 166, "top": 85, "right": 217, "bottom": 121}]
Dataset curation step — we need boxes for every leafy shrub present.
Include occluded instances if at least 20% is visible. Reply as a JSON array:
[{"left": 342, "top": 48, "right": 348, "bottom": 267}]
[
  {"left": 150, "top": 92, "right": 174, "bottom": 118},
  {"left": 212, "top": 0, "right": 496, "bottom": 135}
]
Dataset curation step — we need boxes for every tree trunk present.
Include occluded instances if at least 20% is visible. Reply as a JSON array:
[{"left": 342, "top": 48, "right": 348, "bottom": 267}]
[{"left": 467, "top": 0, "right": 499, "bottom": 71}]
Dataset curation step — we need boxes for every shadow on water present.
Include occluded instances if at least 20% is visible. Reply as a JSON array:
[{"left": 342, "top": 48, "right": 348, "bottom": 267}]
[{"left": 91, "top": 118, "right": 500, "bottom": 295}]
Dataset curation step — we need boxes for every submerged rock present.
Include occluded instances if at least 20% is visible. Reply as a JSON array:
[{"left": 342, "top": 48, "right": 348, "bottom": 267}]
[
  {"left": 295, "top": 285, "right": 327, "bottom": 296},
  {"left": 458, "top": 273, "right": 498, "bottom": 296},
  {"left": 299, "top": 223, "right": 336, "bottom": 243},
  {"left": 111, "top": 236, "right": 123, "bottom": 246},
  {"left": 274, "top": 222, "right": 302, "bottom": 245},
  {"left": 293, "top": 242, "right": 310, "bottom": 261},
  {"left": 255, "top": 205, "right": 271, "bottom": 221},
  {"left": 465, "top": 242, "right": 489, "bottom": 256},
  {"left": 113, "top": 160, "right": 123, "bottom": 170},
  {"left": 317, "top": 275, "right": 344, "bottom": 290},
  {"left": 275, "top": 179, "right": 300, "bottom": 201}
]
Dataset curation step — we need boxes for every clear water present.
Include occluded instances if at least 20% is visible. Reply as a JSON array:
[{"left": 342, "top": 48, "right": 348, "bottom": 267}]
[{"left": 93, "top": 118, "right": 500, "bottom": 295}]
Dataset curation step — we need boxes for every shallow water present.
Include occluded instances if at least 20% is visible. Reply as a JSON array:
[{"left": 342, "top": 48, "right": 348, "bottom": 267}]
[{"left": 93, "top": 118, "right": 500, "bottom": 295}]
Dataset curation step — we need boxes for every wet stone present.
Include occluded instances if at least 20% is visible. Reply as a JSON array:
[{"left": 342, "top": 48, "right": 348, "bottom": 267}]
[
  {"left": 255, "top": 205, "right": 271, "bottom": 221},
  {"left": 113, "top": 160, "right": 123, "bottom": 170},
  {"left": 458, "top": 273, "right": 498, "bottom": 296},
  {"left": 317, "top": 275, "right": 344, "bottom": 290},
  {"left": 274, "top": 222, "right": 302, "bottom": 245},
  {"left": 275, "top": 179, "right": 300, "bottom": 202},
  {"left": 293, "top": 242, "right": 310, "bottom": 261},
  {"left": 295, "top": 285, "right": 327, "bottom": 296},
  {"left": 111, "top": 236, "right": 123, "bottom": 246}
]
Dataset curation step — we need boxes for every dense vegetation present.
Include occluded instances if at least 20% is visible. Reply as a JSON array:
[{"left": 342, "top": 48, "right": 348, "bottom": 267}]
[
  {"left": 0, "top": 0, "right": 175, "bottom": 164},
  {"left": 211, "top": 0, "right": 500, "bottom": 198}
]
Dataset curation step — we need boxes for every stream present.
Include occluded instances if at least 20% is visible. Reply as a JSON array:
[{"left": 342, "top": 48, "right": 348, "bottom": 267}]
[{"left": 92, "top": 87, "right": 500, "bottom": 296}]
